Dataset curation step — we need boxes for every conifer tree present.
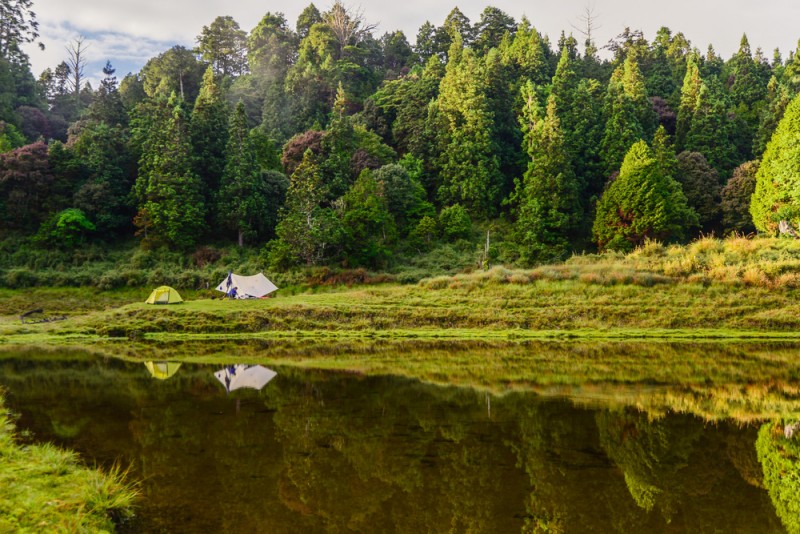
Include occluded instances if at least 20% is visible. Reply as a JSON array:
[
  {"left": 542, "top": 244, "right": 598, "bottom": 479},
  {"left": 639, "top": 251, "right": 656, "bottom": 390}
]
[
  {"left": 512, "top": 86, "right": 581, "bottom": 263},
  {"left": 218, "top": 102, "right": 273, "bottom": 246},
  {"left": 275, "top": 149, "right": 339, "bottom": 265},
  {"left": 436, "top": 37, "right": 500, "bottom": 216},
  {"left": 600, "top": 64, "right": 645, "bottom": 176},
  {"left": 135, "top": 93, "right": 205, "bottom": 248},
  {"left": 721, "top": 160, "right": 758, "bottom": 234},
  {"left": 190, "top": 67, "right": 229, "bottom": 211},
  {"left": 751, "top": 94, "right": 800, "bottom": 234},
  {"left": 339, "top": 169, "right": 396, "bottom": 267},
  {"left": 727, "top": 34, "right": 768, "bottom": 107},
  {"left": 501, "top": 17, "right": 549, "bottom": 86},
  {"left": 684, "top": 82, "right": 738, "bottom": 176},
  {"left": 753, "top": 76, "right": 792, "bottom": 157},
  {"left": 676, "top": 151, "right": 721, "bottom": 232},
  {"left": 676, "top": 56, "right": 703, "bottom": 151},
  {"left": 593, "top": 140, "right": 696, "bottom": 251},
  {"left": 320, "top": 83, "right": 357, "bottom": 198},
  {"left": 783, "top": 39, "right": 800, "bottom": 92}
]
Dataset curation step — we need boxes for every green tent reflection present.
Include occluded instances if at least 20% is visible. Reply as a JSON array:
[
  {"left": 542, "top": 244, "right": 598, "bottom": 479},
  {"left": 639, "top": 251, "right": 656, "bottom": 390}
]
[{"left": 144, "top": 361, "right": 182, "bottom": 380}]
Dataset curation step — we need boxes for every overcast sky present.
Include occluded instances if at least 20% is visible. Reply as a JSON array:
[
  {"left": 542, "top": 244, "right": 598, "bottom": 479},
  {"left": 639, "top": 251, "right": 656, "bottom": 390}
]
[{"left": 24, "top": 0, "right": 800, "bottom": 86}]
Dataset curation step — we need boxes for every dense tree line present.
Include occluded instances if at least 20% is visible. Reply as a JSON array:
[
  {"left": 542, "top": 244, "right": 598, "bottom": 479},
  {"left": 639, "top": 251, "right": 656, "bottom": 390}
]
[{"left": 2, "top": 1, "right": 800, "bottom": 268}]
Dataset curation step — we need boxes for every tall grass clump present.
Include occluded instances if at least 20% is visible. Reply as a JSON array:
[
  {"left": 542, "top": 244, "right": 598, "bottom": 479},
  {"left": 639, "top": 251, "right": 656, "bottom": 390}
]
[{"left": 0, "top": 392, "right": 137, "bottom": 531}]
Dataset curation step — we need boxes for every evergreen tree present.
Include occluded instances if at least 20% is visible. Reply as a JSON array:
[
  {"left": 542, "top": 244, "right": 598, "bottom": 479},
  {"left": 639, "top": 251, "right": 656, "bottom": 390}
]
[
  {"left": 436, "top": 37, "right": 501, "bottom": 216},
  {"left": 551, "top": 46, "right": 604, "bottom": 201},
  {"left": 721, "top": 160, "right": 758, "bottom": 234},
  {"left": 753, "top": 76, "right": 792, "bottom": 157},
  {"left": 195, "top": 15, "right": 248, "bottom": 77},
  {"left": 501, "top": 17, "right": 549, "bottom": 87},
  {"left": 593, "top": 140, "right": 696, "bottom": 251},
  {"left": 512, "top": 87, "right": 581, "bottom": 264},
  {"left": 676, "top": 56, "right": 703, "bottom": 151},
  {"left": 684, "top": 82, "right": 738, "bottom": 176},
  {"left": 600, "top": 64, "right": 646, "bottom": 176},
  {"left": 71, "top": 122, "right": 134, "bottom": 236},
  {"left": 751, "top": 94, "right": 800, "bottom": 234},
  {"left": 134, "top": 93, "right": 205, "bottom": 248},
  {"left": 339, "top": 169, "right": 396, "bottom": 267},
  {"left": 676, "top": 151, "right": 721, "bottom": 232},
  {"left": 190, "top": 67, "right": 229, "bottom": 215},
  {"left": 373, "top": 163, "right": 434, "bottom": 236},
  {"left": 218, "top": 102, "right": 272, "bottom": 246},
  {"left": 484, "top": 48, "right": 521, "bottom": 199},
  {"left": 414, "top": 22, "right": 437, "bottom": 63},
  {"left": 320, "top": 84, "right": 357, "bottom": 198},
  {"left": 274, "top": 149, "right": 340, "bottom": 265},
  {"left": 87, "top": 61, "right": 126, "bottom": 126},
  {"left": 783, "top": 39, "right": 800, "bottom": 92},
  {"left": 727, "top": 34, "right": 768, "bottom": 107},
  {"left": 472, "top": 7, "right": 516, "bottom": 56}
]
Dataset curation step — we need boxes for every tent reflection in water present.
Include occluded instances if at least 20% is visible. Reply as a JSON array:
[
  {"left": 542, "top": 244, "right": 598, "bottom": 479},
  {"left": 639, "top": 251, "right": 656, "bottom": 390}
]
[
  {"left": 214, "top": 365, "right": 277, "bottom": 393},
  {"left": 215, "top": 272, "right": 278, "bottom": 299},
  {"left": 144, "top": 361, "right": 182, "bottom": 380}
]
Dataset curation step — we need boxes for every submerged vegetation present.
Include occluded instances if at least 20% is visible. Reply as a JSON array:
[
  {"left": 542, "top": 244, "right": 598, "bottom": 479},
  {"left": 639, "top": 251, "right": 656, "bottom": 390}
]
[{"left": 0, "top": 393, "right": 137, "bottom": 531}]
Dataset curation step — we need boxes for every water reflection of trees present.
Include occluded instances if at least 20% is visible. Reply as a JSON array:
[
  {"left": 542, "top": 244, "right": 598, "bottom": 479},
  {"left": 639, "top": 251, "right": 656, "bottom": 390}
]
[
  {"left": 0, "top": 349, "right": 795, "bottom": 532},
  {"left": 758, "top": 421, "right": 800, "bottom": 534}
]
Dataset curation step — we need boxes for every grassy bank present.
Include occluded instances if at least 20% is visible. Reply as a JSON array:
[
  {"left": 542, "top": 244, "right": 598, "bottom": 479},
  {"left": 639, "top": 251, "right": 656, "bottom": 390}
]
[
  {"left": 4, "top": 236, "right": 800, "bottom": 341},
  {"left": 0, "top": 393, "right": 137, "bottom": 531}
]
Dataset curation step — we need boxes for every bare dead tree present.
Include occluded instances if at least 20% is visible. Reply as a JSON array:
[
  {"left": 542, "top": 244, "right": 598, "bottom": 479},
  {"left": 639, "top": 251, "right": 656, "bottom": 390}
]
[
  {"left": 65, "top": 35, "right": 89, "bottom": 97},
  {"left": 324, "top": 1, "right": 378, "bottom": 56},
  {"left": 570, "top": 3, "right": 601, "bottom": 46}
]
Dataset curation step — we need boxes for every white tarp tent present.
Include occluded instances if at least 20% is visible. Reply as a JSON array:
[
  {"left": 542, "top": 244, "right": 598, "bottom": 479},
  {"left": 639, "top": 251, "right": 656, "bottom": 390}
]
[
  {"left": 214, "top": 365, "right": 277, "bottom": 393},
  {"left": 215, "top": 272, "right": 278, "bottom": 299}
]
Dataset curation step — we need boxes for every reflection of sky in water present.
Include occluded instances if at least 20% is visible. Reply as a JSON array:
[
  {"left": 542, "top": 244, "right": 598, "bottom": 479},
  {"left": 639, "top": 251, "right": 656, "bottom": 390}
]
[{"left": 0, "top": 350, "right": 796, "bottom": 533}]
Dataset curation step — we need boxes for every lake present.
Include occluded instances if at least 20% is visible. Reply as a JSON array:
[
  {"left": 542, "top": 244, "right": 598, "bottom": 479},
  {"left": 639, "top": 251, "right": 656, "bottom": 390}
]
[{"left": 1, "top": 343, "right": 798, "bottom": 533}]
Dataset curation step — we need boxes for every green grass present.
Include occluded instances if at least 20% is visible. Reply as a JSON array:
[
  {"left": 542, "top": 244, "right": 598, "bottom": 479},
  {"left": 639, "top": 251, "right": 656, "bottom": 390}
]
[
  {"left": 0, "top": 393, "right": 137, "bottom": 532},
  {"left": 5, "top": 237, "right": 800, "bottom": 342}
]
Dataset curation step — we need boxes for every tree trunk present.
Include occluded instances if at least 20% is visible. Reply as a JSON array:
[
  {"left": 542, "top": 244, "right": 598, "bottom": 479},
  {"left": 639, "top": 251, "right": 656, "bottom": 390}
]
[{"left": 238, "top": 229, "right": 244, "bottom": 247}]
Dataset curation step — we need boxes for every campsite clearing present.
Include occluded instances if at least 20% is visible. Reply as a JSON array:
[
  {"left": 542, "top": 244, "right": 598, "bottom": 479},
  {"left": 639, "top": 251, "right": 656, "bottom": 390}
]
[{"left": 4, "top": 270, "right": 800, "bottom": 342}]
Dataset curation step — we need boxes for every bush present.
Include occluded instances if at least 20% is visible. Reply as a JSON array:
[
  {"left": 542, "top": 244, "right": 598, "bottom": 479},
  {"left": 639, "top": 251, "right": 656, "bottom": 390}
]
[{"left": 438, "top": 204, "right": 472, "bottom": 241}]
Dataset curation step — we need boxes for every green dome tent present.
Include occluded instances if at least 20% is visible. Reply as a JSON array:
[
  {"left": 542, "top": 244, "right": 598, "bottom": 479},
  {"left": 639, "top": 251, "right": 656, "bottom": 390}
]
[{"left": 145, "top": 286, "right": 183, "bottom": 305}]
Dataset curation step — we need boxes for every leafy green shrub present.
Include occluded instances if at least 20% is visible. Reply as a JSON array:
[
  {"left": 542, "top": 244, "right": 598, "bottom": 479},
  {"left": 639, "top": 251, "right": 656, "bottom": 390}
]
[
  {"left": 438, "top": 204, "right": 472, "bottom": 241},
  {"left": 33, "top": 209, "right": 96, "bottom": 249}
]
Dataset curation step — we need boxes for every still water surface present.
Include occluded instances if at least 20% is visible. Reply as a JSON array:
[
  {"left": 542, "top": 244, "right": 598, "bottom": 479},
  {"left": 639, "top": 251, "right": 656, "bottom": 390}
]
[{"left": 0, "top": 348, "right": 793, "bottom": 533}]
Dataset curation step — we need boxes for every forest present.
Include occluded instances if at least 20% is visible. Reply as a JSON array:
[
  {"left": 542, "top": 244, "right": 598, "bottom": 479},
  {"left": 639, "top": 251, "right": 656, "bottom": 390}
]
[{"left": 1, "top": 0, "right": 800, "bottom": 276}]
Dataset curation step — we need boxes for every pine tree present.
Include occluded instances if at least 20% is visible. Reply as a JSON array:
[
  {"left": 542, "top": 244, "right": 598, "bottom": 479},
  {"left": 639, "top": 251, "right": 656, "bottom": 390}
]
[
  {"left": 436, "top": 37, "right": 501, "bottom": 216},
  {"left": 684, "top": 82, "right": 738, "bottom": 176},
  {"left": 190, "top": 67, "right": 229, "bottom": 215},
  {"left": 320, "top": 83, "right": 357, "bottom": 198},
  {"left": 600, "top": 65, "right": 645, "bottom": 176},
  {"left": 753, "top": 76, "right": 792, "bottom": 157},
  {"left": 676, "top": 56, "right": 703, "bottom": 151},
  {"left": 593, "top": 140, "right": 696, "bottom": 251},
  {"left": 512, "top": 86, "right": 581, "bottom": 264},
  {"left": 87, "top": 61, "right": 126, "bottom": 126},
  {"left": 218, "top": 102, "right": 272, "bottom": 246},
  {"left": 135, "top": 93, "right": 205, "bottom": 248},
  {"left": 501, "top": 16, "right": 549, "bottom": 86},
  {"left": 751, "top": 94, "right": 800, "bottom": 234}
]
